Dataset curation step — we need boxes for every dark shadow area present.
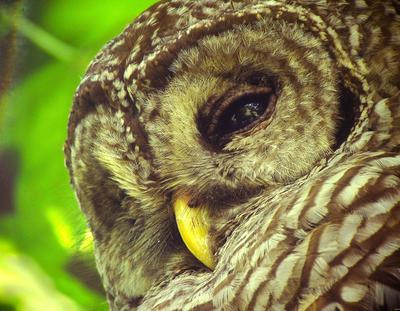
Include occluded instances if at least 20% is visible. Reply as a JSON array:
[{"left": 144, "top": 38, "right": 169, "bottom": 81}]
[
  {"left": 0, "top": 148, "right": 19, "bottom": 216},
  {"left": 334, "top": 83, "right": 359, "bottom": 150}
]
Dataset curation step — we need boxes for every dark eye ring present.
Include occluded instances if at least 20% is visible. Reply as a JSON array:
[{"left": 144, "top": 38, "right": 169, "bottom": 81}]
[{"left": 202, "top": 86, "right": 276, "bottom": 146}]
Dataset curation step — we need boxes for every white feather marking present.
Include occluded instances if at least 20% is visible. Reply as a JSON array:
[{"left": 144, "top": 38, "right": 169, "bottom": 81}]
[
  {"left": 308, "top": 256, "right": 333, "bottom": 288},
  {"left": 359, "top": 194, "right": 399, "bottom": 217},
  {"left": 340, "top": 283, "right": 368, "bottom": 303},
  {"left": 337, "top": 214, "right": 363, "bottom": 247},
  {"left": 250, "top": 233, "right": 288, "bottom": 267},
  {"left": 271, "top": 252, "right": 302, "bottom": 298},
  {"left": 302, "top": 168, "right": 350, "bottom": 229},
  {"left": 123, "top": 63, "right": 137, "bottom": 80},
  {"left": 336, "top": 168, "right": 379, "bottom": 207},
  {"left": 349, "top": 24, "right": 360, "bottom": 55},
  {"left": 342, "top": 249, "right": 364, "bottom": 268}
]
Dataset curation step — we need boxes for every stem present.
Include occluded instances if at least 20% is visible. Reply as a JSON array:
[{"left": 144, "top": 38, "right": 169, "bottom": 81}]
[{"left": 0, "top": 8, "right": 77, "bottom": 63}]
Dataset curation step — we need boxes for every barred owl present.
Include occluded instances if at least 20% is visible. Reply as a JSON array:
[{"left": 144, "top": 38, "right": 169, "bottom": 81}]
[{"left": 65, "top": 0, "right": 400, "bottom": 310}]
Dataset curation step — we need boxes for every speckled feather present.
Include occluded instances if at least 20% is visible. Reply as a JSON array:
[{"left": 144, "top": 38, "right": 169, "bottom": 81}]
[{"left": 65, "top": 0, "right": 400, "bottom": 310}]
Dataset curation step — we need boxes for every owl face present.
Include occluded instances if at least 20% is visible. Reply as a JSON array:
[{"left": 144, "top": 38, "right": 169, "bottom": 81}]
[
  {"left": 65, "top": 0, "right": 400, "bottom": 309},
  {"left": 142, "top": 20, "right": 339, "bottom": 203}
]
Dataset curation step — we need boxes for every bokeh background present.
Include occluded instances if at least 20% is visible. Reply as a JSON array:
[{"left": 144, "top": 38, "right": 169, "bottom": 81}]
[{"left": 0, "top": 1, "right": 157, "bottom": 310}]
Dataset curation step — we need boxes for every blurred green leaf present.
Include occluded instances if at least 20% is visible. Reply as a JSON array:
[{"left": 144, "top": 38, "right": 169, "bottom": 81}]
[
  {"left": 0, "top": 1, "right": 158, "bottom": 309},
  {"left": 0, "top": 239, "right": 83, "bottom": 311},
  {"left": 41, "top": 1, "right": 158, "bottom": 47}
]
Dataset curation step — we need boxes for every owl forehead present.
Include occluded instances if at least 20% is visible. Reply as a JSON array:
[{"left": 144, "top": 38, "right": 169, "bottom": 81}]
[{"left": 71, "top": 0, "right": 365, "bottom": 110}]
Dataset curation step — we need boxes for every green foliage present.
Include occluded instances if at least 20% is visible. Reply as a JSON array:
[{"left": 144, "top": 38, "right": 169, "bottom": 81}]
[{"left": 0, "top": 1, "right": 158, "bottom": 310}]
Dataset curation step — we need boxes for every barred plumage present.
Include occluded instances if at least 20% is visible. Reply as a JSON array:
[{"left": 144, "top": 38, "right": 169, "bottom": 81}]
[{"left": 65, "top": 0, "right": 400, "bottom": 310}]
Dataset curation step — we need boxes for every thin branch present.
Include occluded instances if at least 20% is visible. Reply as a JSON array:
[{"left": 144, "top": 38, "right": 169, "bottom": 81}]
[{"left": 1, "top": 8, "right": 78, "bottom": 63}]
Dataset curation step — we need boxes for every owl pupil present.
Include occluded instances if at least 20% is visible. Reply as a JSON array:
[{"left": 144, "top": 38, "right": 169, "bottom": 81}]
[
  {"left": 221, "top": 94, "right": 269, "bottom": 134},
  {"left": 230, "top": 101, "right": 265, "bottom": 129}
]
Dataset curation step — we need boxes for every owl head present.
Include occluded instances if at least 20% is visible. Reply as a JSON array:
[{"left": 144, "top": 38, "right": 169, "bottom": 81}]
[{"left": 65, "top": 0, "right": 400, "bottom": 309}]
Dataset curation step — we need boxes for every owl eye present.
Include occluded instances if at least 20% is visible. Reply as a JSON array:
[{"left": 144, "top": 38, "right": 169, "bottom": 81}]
[
  {"left": 218, "top": 93, "right": 271, "bottom": 134},
  {"left": 202, "top": 86, "right": 276, "bottom": 146}
]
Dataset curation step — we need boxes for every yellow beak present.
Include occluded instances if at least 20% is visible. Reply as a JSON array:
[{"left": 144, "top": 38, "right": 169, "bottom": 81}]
[{"left": 173, "top": 195, "right": 215, "bottom": 270}]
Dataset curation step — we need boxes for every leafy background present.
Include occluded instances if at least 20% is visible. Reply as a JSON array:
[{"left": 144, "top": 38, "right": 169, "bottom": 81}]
[{"left": 0, "top": 1, "right": 157, "bottom": 310}]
